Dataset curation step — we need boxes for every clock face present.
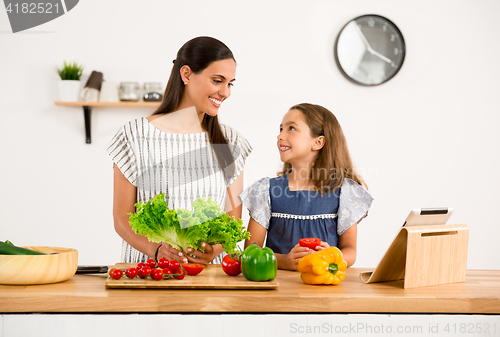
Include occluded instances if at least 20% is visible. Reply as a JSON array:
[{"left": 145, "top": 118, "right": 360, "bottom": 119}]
[{"left": 335, "top": 15, "right": 405, "bottom": 86}]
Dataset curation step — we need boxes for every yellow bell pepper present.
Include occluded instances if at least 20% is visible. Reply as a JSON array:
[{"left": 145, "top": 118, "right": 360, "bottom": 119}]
[{"left": 297, "top": 246, "right": 347, "bottom": 285}]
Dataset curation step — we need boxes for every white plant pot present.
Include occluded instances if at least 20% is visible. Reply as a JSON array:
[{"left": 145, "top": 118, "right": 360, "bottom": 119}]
[{"left": 58, "top": 80, "right": 81, "bottom": 102}]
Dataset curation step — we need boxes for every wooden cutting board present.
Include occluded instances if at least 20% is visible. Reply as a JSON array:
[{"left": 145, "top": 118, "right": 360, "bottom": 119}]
[{"left": 105, "top": 264, "right": 279, "bottom": 290}]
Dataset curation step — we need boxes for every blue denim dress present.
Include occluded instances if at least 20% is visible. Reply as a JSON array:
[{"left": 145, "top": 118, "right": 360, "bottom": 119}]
[
  {"left": 240, "top": 175, "right": 373, "bottom": 255},
  {"left": 266, "top": 176, "right": 340, "bottom": 254}
]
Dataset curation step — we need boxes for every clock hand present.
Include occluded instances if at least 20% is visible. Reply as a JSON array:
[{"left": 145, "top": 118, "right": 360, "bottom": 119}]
[
  {"left": 353, "top": 22, "right": 393, "bottom": 64},
  {"left": 353, "top": 23, "right": 372, "bottom": 51},
  {"left": 370, "top": 49, "right": 392, "bottom": 63}
]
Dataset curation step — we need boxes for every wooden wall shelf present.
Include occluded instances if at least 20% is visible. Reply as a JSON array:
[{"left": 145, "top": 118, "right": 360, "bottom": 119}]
[
  {"left": 54, "top": 101, "right": 160, "bottom": 143},
  {"left": 54, "top": 101, "right": 160, "bottom": 108}
]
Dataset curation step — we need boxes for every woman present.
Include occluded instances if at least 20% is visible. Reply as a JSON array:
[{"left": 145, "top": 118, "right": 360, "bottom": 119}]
[{"left": 107, "top": 36, "right": 252, "bottom": 265}]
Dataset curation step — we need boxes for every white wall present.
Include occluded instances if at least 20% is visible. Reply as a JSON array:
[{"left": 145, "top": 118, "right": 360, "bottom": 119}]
[{"left": 1, "top": 0, "right": 499, "bottom": 269}]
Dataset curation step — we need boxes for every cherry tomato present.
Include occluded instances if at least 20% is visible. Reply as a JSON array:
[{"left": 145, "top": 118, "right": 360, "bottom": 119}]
[
  {"left": 146, "top": 259, "right": 157, "bottom": 269},
  {"left": 139, "top": 265, "right": 152, "bottom": 278},
  {"left": 111, "top": 269, "right": 123, "bottom": 280},
  {"left": 168, "top": 259, "right": 180, "bottom": 272},
  {"left": 158, "top": 258, "right": 169, "bottom": 269},
  {"left": 136, "top": 262, "right": 146, "bottom": 270},
  {"left": 162, "top": 268, "right": 173, "bottom": 278},
  {"left": 152, "top": 269, "right": 164, "bottom": 281},
  {"left": 299, "top": 237, "right": 321, "bottom": 250},
  {"left": 181, "top": 263, "right": 205, "bottom": 276},
  {"left": 108, "top": 268, "right": 117, "bottom": 278},
  {"left": 125, "top": 268, "right": 138, "bottom": 279},
  {"left": 222, "top": 253, "right": 242, "bottom": 276},
  {"left": 175, "top": 268, "right": 186, "bottom": 280}
]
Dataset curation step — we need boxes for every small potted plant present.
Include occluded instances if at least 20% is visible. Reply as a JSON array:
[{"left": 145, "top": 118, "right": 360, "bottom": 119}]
[{"left": 57, "top": 61, "right": 84, "bottom": 102}]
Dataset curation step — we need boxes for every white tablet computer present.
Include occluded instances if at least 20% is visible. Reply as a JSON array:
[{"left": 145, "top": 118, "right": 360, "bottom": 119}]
[{"left": 403, "top": 207, "right": 454, "bottom": 226}]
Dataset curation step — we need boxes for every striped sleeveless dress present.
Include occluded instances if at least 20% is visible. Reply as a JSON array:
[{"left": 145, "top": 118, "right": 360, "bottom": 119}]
[{"left": 107, "top": 117, "right": 252, "bottom": 264}]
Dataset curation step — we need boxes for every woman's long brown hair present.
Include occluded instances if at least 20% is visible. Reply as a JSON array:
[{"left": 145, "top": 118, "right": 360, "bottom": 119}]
[
  {"left": 152, "top": 36, "right": 235, "bottom": 182},
  {"left": 278, "top": 103, "right": 367, "bottom": 193}
]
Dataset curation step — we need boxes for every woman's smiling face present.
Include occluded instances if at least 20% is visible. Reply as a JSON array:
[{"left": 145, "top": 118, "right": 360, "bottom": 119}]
[{"left": 181, "top": 58, "right": 236, "bottom": 117}]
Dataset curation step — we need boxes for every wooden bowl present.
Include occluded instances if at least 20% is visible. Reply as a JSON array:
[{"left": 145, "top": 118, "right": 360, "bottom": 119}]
[{"left": 0, "top": 246, "right": 78, "bottom": 285}]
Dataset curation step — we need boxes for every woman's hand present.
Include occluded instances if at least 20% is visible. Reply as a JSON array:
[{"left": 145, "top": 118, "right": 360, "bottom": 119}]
[
  {"left": 156, "top": 243, "right": 189, "bottom": 264},
  {"left": 184, "top": 243, "right": 216, "bottom": 265},
  {"left": 283, "top": 244, "right": 315, "bottom": 270}
]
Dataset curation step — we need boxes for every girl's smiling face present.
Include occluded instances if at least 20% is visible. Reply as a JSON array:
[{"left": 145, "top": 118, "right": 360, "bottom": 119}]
[
  {"left": 180, "top": 58, "right": 236, "bottom": 118},
  {"left": 277, "top": 109, "right": 324, "bottom": 167}
]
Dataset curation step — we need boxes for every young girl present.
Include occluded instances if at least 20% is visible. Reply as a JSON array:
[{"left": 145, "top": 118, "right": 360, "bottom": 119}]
[{"left": 240, "top": 103, "right": 372, "bottom": 270}]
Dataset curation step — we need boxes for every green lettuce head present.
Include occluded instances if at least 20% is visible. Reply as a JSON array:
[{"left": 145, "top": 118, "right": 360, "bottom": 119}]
[{"left": 128, "top": 194, "right": 249, "bottom": 254}]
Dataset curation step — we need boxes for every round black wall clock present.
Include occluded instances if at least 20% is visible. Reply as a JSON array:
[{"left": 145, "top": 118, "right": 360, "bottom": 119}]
[{"left": 335, "top": 14, "right": 406, "bottom": 86}]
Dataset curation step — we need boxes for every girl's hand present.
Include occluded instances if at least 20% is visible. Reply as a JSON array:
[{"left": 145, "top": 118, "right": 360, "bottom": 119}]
[
  {"left": 285, "top": 244, "right": 315, "bottom": 270},
  {"left": 184, "top": 243, "right": 215, "bottom": 265},
  {"left": 315, "top": 241, "right": 331, "bottom": 251},
  {"left": 157, "top": 243, "right": 189, "bottom": 264}
]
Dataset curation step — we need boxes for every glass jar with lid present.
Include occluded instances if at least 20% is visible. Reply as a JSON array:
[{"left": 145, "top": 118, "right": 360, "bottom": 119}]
[
  {"left": 143, "top": 82, "right": 163, "bottom": 102},
  {"left": 119, "top": 82, "right": 140, "bottom": 101}
]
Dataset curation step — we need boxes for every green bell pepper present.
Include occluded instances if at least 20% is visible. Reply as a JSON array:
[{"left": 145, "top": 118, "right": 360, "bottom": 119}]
[{"left": 241, "top": 244, "right": 277, "bottom": 282}]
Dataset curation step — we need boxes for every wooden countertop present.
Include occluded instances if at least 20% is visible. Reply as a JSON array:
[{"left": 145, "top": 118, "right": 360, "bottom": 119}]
[{"left": 1, "top": 268, "right": 499, "bottom": 314}]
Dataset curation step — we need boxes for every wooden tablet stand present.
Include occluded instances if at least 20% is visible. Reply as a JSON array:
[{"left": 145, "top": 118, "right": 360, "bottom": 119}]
[{"left": 360, "top": 224, "right": 469, "bottom": 289}]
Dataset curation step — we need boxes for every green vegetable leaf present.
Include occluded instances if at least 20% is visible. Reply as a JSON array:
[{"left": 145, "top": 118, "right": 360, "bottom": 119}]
[{"left": 128, "top": 194, "right": 249, "bottom": 254}]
